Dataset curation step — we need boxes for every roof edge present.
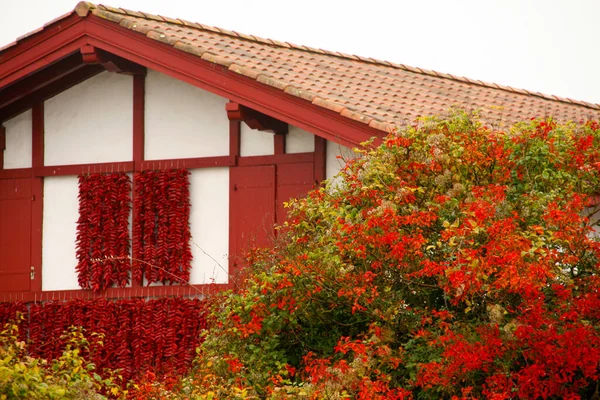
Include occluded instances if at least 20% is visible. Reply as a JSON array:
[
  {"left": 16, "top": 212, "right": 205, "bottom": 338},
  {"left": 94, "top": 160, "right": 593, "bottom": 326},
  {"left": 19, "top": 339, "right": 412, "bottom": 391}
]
[{"left": 79, "top": 3, "right": 600, "bottom": 112}]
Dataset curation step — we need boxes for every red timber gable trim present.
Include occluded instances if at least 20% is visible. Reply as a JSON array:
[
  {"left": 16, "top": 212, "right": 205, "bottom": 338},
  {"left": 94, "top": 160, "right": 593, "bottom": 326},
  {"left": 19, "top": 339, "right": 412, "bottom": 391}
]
[
  {"left": 82, "top": 15, "right": 379, "bottom": 148},
  {"left": 0, "top": 14, "right": 86, "bottom": 88},
  {"left": 0, "top": 10, "right": 378, "bottom": 148}
]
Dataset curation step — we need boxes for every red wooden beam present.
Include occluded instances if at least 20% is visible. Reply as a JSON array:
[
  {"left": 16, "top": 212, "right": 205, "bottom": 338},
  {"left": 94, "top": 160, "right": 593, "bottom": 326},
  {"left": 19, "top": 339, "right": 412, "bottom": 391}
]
[
  {"left": 81, "top": 45, "right": 147, "bottom": 76},
  {"left": 0, "top": 283, "right": 230, "bottom": 303},
  {"left": 0, "top": 126, "right": 5, "bottom": 170},
  {"left": 30, "top": 103, "right": 44, "bottom": 292},
  {"left": 34, "top": 161, "right": 135, "bottom": 177},
  {"left": 85, "top": 16, "right": 381, "bottom": 148},
  {"left": 237, "top": 152, "right": 313, "bottom": 167},
  {"left": 131, "top": 74, "right": 145, "bottom": 289},
  {"left": 226, "top": 102, "right": 288, "bottom": 134},
  {"left": 0, "top": 13, "right": 82, "bottom": 65},
  {"left": 139, "top": 155, "right": 234, "bottom": 171},
  {"left": 0, "top": 53, "right": 84, "bottom": 110},
  {"left": 29, "top": 156, "right": 235, "bottom": 177},
  {"left": 0, "top": 168, "right": 32, "bottom": 179},
  {"left": 229, "top": 120, "right": 241, "bottom": 160},
  {"left": 0, "top": 15, "right": 86, "bottom": 88},
  {"left": 274, "top": 133, "right": 286, "bottom": 155},
  {"left": 314, "top": 136, "right": 326, "bottom": 184},
  {"left": 0, "top": 64, "right": 104, "bottom": 123},
  {"left": 133, "top": 74, "right": 145, "bottom": 165},
  {"left": 31, "top": 104, "right": 44, "bottom": 169}
]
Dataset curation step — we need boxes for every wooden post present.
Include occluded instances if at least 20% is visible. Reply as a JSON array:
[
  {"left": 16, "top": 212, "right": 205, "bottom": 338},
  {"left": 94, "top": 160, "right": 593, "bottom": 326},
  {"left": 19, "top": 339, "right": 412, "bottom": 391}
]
[
  {"left": 30, "top": 103, "right": 44, "bottom": 292},
  {"left": 131, "top": 74, "right": 145, "bottom": 289},
  {"left": 0, "top": 126, "right": 5, "bottom": 170}
]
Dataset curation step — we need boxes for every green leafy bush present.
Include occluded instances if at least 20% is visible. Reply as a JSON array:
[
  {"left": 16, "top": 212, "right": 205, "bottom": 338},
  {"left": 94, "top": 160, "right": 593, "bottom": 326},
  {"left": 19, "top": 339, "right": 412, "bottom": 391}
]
[
  {"left": 191, "top": 110, "right": 600, "bottom": 399},
  {"left": 0, "top": 317, "right": 123, "bottom": 399}
]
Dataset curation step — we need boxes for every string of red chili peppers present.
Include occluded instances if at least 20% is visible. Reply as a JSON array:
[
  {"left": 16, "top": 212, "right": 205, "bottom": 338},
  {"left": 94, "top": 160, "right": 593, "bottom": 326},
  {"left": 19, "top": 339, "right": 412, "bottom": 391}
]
[
  {"left": 0, "top": 298, "right": 208, "bottom": 383},
  {"left": 133, "top": 169, "right": 192, "bottom": 286},
  {"left": 75, "top": 173, "right": 131, "bottom": 292}
]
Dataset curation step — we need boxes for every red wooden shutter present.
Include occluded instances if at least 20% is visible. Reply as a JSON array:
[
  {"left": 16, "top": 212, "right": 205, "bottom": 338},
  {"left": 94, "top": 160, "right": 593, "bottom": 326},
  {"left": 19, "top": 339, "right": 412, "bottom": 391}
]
[
  {"left": 229, "top": 165, "right": 276, "bottom": 275},
  {"left": 275, "top": 162, "right": 314, "bottom": 225},
  {"left": 0, "top": 178, "right": 32, "bottom": 292}
]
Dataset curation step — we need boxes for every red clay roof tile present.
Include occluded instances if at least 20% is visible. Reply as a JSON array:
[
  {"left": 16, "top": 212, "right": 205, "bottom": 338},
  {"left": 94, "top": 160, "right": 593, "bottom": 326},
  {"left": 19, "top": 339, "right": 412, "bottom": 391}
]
[{"left": 4, "top": 1, "right": 600, "bottom": 132}]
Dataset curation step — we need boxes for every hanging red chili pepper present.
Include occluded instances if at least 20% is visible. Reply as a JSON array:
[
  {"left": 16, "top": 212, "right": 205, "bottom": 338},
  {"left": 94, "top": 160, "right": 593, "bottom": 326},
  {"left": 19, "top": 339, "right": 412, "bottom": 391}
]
[
  {"left": 0, "top": 297, "right": 208, "bottom": 384},
  {"left": 133, "top": 169, "right": 192, "bottom": 286},
  {"left": 75, "top": 173, "right": 132, "bottom": 292}
]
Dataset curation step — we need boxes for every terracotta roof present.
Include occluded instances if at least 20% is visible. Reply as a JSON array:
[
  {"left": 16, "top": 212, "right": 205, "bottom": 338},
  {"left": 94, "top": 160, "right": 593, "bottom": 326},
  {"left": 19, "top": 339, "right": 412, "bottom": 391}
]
[{"left": 4, "top": 2, "right": 600, "bottom": 132}]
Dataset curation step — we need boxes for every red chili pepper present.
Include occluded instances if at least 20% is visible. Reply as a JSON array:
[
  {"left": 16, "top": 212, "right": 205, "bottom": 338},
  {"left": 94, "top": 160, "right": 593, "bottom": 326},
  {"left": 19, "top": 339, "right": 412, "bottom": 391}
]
[
  {"left": 133, "top": 169, "right": 192, "bottom": 286},
  {"left": 76, "top": 173, "right": 132, "bottom": 292}
]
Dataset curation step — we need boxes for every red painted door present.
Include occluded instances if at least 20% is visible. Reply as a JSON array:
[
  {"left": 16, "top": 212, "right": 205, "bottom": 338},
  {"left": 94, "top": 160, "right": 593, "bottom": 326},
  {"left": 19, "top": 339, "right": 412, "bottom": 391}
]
[
  {"left": 230, "top": 165, "right": 276, "bottom": 275},
  {"left": 0, "top": 178, "right": 32, "bottom": 292},
  {"left": 276, "top": 162, "right": 314, "bottom": 224}
]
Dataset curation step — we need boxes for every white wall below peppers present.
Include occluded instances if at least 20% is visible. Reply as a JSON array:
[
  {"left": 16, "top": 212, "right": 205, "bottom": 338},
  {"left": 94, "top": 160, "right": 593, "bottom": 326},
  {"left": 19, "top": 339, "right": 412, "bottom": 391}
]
[
  {"left": 2, "top": 109, "right": 32, "bottom": 169},
  {"left": 42, "top": 176, "right": 80, "bottom": 291},
  {"left": 44, "top": 72, "right": 133, "bottom": 166},
  {"left": 144, "top": 70, "right": 229, "bottom": 160}
]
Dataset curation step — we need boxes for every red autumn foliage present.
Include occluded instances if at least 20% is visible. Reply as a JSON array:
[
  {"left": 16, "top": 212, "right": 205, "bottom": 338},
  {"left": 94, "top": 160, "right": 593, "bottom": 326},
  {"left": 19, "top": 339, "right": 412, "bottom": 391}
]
[{"left": 195, "top": 111, "right": 600, "bottom": 399}]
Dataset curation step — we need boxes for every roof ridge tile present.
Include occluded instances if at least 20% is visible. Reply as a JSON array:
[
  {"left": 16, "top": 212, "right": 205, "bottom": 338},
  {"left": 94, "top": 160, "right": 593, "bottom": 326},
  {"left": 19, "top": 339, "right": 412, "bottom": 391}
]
[
  {"left": 175, "top": 19, "right": 201, "bottom": 29},
  {"left": 137, "top": 11, "right": 165, "bottom": 22},
  {"left": 229, "top": 64, "right": 263, "bottom": 80},
  {"left": 255, "top": 75, "right": 287, "bottom": 91},
  {"left": 312, "top": 97, "right": 346, "bottom": 114},
  {"left": 340, "top": 108, "right": 373, "bottom": 125},
  {"left": 119, "top": 8, "right": 144, "bottom": 18},
  {"left": 146, "top": 30, "right": 179, "bottom": 46},
  {"left": 173, "top": 41, "right": 208, "bottom": 57},
  {"left": 119, "top": 19, "right": 153, "bottom": 35},
  {"left": 200, "top": 52, "right": 233, "bottom": 67},
  {"left": 284, "top": 86, "right": 319, "bottom": 102},
  {"left": 91, "top": 8, "right": 124, "bottom": 24}
]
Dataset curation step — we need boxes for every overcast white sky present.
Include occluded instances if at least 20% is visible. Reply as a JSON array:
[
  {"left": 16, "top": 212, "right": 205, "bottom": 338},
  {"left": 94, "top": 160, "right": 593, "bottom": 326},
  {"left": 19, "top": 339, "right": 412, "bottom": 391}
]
[{"left": 1, "top": 0, "right": 599, "bottom": 104}]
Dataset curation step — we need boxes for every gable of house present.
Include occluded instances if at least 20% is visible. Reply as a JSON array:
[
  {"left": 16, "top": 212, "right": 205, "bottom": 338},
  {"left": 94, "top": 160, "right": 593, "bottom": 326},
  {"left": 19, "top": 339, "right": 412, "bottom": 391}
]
[{"left": 0, "top": 2, "right": 598, "bottom": 301}]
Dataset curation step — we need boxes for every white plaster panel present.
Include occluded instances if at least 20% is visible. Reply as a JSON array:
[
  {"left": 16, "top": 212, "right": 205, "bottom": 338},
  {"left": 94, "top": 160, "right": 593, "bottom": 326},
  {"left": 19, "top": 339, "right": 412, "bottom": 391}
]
[
  {"left": 3, "top": 110, "right": 32, "bottom": 169},
  {"left": 42, "top": 176, "right": 80, "bottom": 291},
  {"left": 188, "top": 168, "right": 229, "bottom": 284},
  {"left": 44, "top": 72, "right": 133, "bottom": 166},
  {"left": 286, "top": 126, "right": 314, "bottom": 154},
  {"left": 145, "top": 70, "right": 229, "bottom": 160},
  {"left": 240, "top": 123, "right": 274, "bottom": 156},
  {"left": 326, "top": 141, "right": 356, "bottom": 180}
]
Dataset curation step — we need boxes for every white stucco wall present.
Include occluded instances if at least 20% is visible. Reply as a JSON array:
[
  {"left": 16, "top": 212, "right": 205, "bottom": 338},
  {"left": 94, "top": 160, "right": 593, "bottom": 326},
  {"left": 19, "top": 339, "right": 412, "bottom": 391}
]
[
  {"left": 240, "top": 123, "right": 273, "bottom": 156},
  {"left": 42, "top": 176, "right": 80, "bottom": 291},
  {"left": 189, "top": 168, "right": 229, "bottom": 284},
  {"left": 240, "top": 124, "right": 314, "bottom": 156},
  {"left": 326, "top": 141, "right": 355, "bottom": 180},
  {"left": 3, "top": 110, "right": 32, "bottom": 169},
  {"left": 145, "top": 70, "right": 229, "bottom": 160},
  {"left": 286, "top": 126, "right": 314, "bottom": 154},
  {"left": 44, "top": 72, "right": 133, "bottom": 166}
]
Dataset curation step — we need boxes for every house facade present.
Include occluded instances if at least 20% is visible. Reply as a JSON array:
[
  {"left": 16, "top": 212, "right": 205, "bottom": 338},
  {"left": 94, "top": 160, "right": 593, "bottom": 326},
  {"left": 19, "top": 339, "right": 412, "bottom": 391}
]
[{"left": 1, "top": 2, "right": 599, "bottom": 302}]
